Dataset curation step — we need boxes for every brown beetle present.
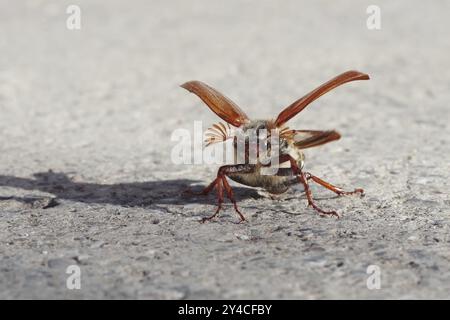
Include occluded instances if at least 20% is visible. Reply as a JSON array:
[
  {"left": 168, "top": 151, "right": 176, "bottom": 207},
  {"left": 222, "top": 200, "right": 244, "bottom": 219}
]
[{"left": 181, "top": 70, "right": 369, "bottom": 223}]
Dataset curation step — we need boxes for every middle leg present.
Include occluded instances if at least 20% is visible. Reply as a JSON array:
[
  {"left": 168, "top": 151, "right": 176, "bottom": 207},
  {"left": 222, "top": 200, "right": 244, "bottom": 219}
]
[
  {"left": 305, "top": 172, "right": 364, "bottom": 196},
  {"left": 287, "top": 156, "right": 340, "bottom": 218}
]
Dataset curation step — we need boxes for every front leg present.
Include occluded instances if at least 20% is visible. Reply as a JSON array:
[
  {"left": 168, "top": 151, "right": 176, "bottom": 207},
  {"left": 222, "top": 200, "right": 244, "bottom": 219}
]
[
  {"left": 197, "top": 164, "right": 255, "bottom": 223},
  {"left": 200, "top": 178, "right": 224, "bottom": 223}
]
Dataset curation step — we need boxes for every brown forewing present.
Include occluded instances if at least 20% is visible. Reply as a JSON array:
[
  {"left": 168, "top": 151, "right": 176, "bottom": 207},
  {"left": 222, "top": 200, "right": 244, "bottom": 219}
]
[
  {"left": 181, "top": 81, "right": 250, "bottom": 127},
  {"left": 282, "top": 130, "right": 341, "bottom": 149},
  {"left": 275, "top": 70, "right": 370, "bottom": 127}
]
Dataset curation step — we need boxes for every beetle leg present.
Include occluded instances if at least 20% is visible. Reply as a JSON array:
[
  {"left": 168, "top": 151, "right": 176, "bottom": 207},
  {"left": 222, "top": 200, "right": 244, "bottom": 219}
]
[
  {"left": 199, "top": 164, "right": 254, "bottom": 223},
  {"left": 288, "top": 156, "right": 340, "bottom": 218},
  {"left": 305, "top": 172, "right": 364, "bottom": 196},
  {"left": 200, "top": 179, "right": 224, "bottom": 223},
  {"left": 298, "top": 171, "right": 340, "bottom": 218},
  {"left": 221, "top": 175, "right": 246, "bottom": 223},
  {"left": 183, "top": 177, "right": 219, "bottom": 196}
]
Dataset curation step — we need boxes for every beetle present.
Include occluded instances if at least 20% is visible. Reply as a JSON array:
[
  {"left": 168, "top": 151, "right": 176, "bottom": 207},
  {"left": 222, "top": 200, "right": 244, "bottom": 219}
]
[{"left": 181, "top": 70, "right": 369, "bottom": 223}]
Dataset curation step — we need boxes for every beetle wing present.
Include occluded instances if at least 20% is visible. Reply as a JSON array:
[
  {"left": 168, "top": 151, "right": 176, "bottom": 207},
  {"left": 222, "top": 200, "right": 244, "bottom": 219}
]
[
  {"left": 181, "top": 81, "right": 250, "bottom": 127},
  {"left": 275, "top": 71, "right": 369, "bottom": 127},
  {"left": 284, "top": 130, "right": 341, "bottom": 149}
]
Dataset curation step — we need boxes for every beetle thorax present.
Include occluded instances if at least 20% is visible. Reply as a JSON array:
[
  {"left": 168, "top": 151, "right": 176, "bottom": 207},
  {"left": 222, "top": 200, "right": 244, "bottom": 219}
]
[
  {"left": 242, "top": 120, "right": 272, "bottom": 132},
  {"left": 238, "top": 119, "right": 289, "bottom": 156}
]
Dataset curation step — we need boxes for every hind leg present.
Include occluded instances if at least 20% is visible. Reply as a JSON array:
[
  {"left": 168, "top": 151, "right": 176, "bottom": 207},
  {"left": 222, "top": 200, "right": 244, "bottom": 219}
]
[{"left": 183, "top": 177, "right": 218, "bottom": 196}]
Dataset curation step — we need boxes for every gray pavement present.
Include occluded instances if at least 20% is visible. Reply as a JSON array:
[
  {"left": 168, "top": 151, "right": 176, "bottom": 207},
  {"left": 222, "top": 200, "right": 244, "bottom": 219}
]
[{"left": 0, "top": 0, "right": 449, "bottom": 299}]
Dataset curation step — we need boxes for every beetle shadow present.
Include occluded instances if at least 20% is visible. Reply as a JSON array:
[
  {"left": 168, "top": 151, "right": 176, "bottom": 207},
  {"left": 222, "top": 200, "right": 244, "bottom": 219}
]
[{"left": 0, "top": 170, "right": 263, "bottom": 208}]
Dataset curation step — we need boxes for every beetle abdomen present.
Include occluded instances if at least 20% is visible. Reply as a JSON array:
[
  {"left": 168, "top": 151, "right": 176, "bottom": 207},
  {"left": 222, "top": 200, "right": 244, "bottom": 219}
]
[{"left": 227, "top": 167, "right": 295, "bottom": 194}]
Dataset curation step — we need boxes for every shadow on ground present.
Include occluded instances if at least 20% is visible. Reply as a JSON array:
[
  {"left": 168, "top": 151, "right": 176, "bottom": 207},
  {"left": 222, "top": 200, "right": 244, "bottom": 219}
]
[{"left": 0, "top": 170, "right": 263, "bottom": 208}]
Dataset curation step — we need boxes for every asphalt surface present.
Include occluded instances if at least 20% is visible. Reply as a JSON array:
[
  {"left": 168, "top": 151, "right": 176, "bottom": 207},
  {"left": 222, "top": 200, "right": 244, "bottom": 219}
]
[{"left": 0, "top": 0, "right": 449, "bottom": 299}]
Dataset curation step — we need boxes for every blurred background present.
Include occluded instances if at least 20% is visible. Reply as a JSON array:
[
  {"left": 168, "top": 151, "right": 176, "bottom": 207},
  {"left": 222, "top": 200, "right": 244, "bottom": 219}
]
[{"left": 1, "top": 0, "right": 448, "bottom": 179}]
